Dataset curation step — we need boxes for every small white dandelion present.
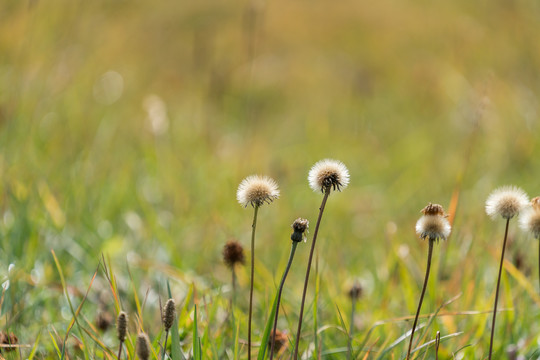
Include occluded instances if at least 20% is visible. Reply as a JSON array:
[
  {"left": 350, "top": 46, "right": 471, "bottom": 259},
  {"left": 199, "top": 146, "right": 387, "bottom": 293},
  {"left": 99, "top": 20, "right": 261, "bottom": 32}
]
[
  {"left": 237, "top": 175, "right": 280, "bottom": 208},
  {"left": 415, "top": 203, "right": 451, "bottom": 242},
  {"left": 486, "top": 186, "right": 529, "bottom": 220},
  {"left": 308, "top": 159, "right": 350, "bottom": 193}
]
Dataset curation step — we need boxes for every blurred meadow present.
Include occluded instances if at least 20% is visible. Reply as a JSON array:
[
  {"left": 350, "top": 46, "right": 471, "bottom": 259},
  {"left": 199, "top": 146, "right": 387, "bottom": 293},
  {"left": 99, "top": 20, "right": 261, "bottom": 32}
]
[{"left": 1, "top": 0, "right": 540, "bottom": 358}]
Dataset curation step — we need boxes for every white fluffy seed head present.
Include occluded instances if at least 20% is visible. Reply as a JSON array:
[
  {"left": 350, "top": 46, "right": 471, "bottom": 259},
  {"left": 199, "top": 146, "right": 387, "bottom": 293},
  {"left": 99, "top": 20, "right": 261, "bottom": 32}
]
[
  {"left": 236, "top": 175, "right": 280, "bottom": 208},
  {"left": 485, "top": 186, "right": 529, "bottom": 220},
  {"left": 415, "top": 203, "right": 451, "bottom": 242},
  {"left": 519, "top": 197, "right": 540, "bottom": 239},
  {"left": 308, "top": 159, "right": 350, "bottom": 193}
]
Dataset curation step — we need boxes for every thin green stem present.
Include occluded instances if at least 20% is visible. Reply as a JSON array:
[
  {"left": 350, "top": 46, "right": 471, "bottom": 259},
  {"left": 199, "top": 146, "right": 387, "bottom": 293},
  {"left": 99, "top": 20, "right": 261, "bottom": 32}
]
[
  {"left": 293, "top": 188, "right": 331, "bottom": 360},
  {"left": 248, "top": 205, "right": 259, "bottom": 360},
  {"left": 488, "top": 218, "right": 510, "bottom": 360},
  {"left": 406, "top": 239, "right": 434, "bottom": 360},
  {"left": 348, "top": 297, "right": 356, "bottom": 360},
  {"left": 269, "top": 242, "right": 298, "bottom": 360}
]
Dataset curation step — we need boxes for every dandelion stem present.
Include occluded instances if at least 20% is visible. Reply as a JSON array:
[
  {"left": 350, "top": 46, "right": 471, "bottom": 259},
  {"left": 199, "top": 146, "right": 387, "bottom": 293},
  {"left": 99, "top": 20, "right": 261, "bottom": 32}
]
[
  {"left": 293, "top": 188, "right": 330, "bottom": 360},
  {"left": 488, "top": 218, "right": 510, "bottom": 360},
  {"left": 406, "top": 239, "right": 434, "bottom": 360},
  {"left": 248, "top": 204, "right": 259, "bottom": 360},
  {"left": 269, "top": 241, "right": 298, "bottom": 360}
]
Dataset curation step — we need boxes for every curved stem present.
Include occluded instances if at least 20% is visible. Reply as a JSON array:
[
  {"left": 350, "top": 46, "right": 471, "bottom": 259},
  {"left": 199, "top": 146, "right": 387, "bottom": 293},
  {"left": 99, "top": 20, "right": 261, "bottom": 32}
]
[
  {"left": 248, "top": 205, "right": 259, "bottom": 360},
  {"left": 488, "top": 218, "right": 510, "bottom": 360},
  {"left": 406, "top": 240, "right": 434, "bottom": 360},
  {"left": 293, "top": 188, "right": 331, "bottom": 360},
  {"left": 269, "top": 242, "right": 298, "bottom": 360}
]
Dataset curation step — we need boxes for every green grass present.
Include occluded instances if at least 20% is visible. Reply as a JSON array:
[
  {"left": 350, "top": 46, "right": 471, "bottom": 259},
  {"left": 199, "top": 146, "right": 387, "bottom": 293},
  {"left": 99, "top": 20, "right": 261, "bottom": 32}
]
[{"left": 1, "top": 0, "right": 540, "bottom": 358}]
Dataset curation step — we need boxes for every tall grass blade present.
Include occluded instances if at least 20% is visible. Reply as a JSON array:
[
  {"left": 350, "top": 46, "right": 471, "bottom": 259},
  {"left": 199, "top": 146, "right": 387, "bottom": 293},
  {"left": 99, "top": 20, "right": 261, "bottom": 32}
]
[{"left": 257, "top": 293, "right": 279, "bottom": 360}]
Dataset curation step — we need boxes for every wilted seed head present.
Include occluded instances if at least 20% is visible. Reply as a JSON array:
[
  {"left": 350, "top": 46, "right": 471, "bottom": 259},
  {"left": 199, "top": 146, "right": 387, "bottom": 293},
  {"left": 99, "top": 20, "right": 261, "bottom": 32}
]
[
  {"left": 223, "top": 240, "right": 245, "bottom": 268},
  {"left": 0, "top": 331, "right": 18, "bottom": 352},
  {"left": 162, "top": 299, "right": 176, "bottom": 332},
  {"left": 415, "top": 203, "right": 451, "bottom": 242},
  {"left": 96, "top": 310, "right": 113, "bottom": 332},
  {"left": 136, "top": 333, "right": 151, "bottom": 360},
  {"left": 269, "top": 329, "right": 288, "bottom": 353},
  {"left": 236, "top": 175, "right": 280, "bottom": 208},
  {"left": 485, "top": 186, "right": 529, "bottom": 220},
  {"left": 519, "top": 197, "right": 540, "bottom": 239},
  {"left": 291, "top": 218, "right": 309, "bottom": 242},
  {"left": 348, "top": 282, "right": 363, "bottom": 300},
  {"left": 116, "top": 311, "right": 128, "bottom": 342},
  {"left": 308, "top": 159, "right": 350, "bottom": 193}
]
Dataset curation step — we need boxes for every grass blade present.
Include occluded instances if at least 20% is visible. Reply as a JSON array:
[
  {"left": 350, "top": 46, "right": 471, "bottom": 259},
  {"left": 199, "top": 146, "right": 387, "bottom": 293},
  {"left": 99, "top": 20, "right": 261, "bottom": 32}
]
[{"left": 257, "top": 293, "right": 279, "bottom": 360}]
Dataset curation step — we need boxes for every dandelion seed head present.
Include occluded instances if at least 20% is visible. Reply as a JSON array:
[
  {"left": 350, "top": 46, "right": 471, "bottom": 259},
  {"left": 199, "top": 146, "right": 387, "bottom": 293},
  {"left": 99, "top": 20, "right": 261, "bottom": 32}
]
[
  {"left": 236, "top": 175, "right": 279, "bottom": 208},
  {"left": 308, "top": 159, "right": 350, "bottom": 193},
  {"left": 519, "top": 197, "right": 540, "bottom": 239},
  {"left": 415, "top": 203, "right": 451, "bottom": 242},
  {"left": 485, "top": 186, "right": 529, "bottom": 220}
]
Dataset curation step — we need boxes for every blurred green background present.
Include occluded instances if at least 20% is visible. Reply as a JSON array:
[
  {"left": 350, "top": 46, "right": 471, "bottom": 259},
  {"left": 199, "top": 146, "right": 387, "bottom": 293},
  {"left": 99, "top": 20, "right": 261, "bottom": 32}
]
[{"left": 1, "top": 0, "right": 540, "bottom": 358}]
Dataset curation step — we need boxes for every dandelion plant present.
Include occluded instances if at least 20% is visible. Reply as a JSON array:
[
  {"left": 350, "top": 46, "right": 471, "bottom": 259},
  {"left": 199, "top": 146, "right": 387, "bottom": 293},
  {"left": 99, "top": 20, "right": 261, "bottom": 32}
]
[
  {"left": 519, "top": 197, "right": 540, "bottom": 290},
  {"left": 406, "top": 203, "right": 451, "bottom": 360},
  {"left": 269, "top": 218, "right": 308, "bottom": 360},
  {"left": 293, "top": 159, "right": 349, "bottom": 359},
  {"left": 485, "top": 186, "right": 528, "bottom": 359},
  {"left": 237, "top": 175, "right": 279, "bottom": 359}
]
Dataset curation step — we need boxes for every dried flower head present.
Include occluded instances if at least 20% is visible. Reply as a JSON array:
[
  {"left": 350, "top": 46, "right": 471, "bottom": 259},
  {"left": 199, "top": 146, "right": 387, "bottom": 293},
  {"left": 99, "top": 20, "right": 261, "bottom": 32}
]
[
  {"left": 162, "top": 299, "right": 176, "bottom": 332},
  {"left": 348, "top": 282, "right": 363, "bottom": 300},
  {"left": 291, "top": 218, "right": 309, "bottom": 242},
  {"left": 486, "top": 186, "right": 529, "bottom": 220},
  {"left": 96, "top": 310, "right": 113, "bottom": 332},
  {"left": 308, "top": 159, "right": 350, "bottom": 193},
  {"left": 116, "top": 311, "right": 128, "bottom": 342},
  {"left": 136, "top": 333, "right": 151, "bottom": 360},
  {"left": 415, "top": 203, "right": 451, "bottom": 242},
  {"left": 269, "top": 329, "right": 288, "bottom": 354},
  {"left": 223, "top": 240, "right": 245, "bottom": 268},
  {"left": 0, "top": 331, "right": 18, "bottom": 353},
  {"left": 519, "top": 197, "right": 540, "bottom": 239},
  {"left": 237, "top": 175, "right": 280, "bottom": 208}
]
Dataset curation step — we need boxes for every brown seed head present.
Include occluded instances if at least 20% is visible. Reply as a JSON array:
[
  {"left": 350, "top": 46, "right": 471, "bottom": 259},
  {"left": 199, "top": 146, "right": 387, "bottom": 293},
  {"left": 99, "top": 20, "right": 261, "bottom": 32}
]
[
  {"left": 0, "top": 332, "right": 18, "bottom": 353},
  {"left": 532, "top": 197, "right": 540, "bottom": 210},
  {"left": 162, "top": 299, "right": 176, "bottom": 332},
  {"left": 136, "top": 333, "right": 151, "bottom": 360},
  {"left": 268, "top": 329, "right": 288, "bottom": 354},
  {"left": 421, "top": 203, "right": 445, "bottom": 216},
  {"left": 348, "top": 283, "right": 363, "bottom": 300},
  {"left": 96, "top": 310, "right": 113, "bottom": 332},
  {"left": 116, "top": 311, "right": 128, "bottom": 342},
  {"left": 291, "top": 218, "right": 309, "bottom": 242},
  {"left": 223, "top": 240, "right": 245, "bottom": 268}
]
